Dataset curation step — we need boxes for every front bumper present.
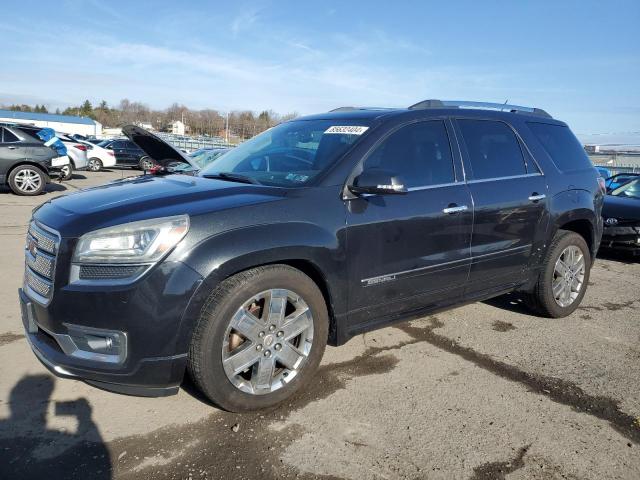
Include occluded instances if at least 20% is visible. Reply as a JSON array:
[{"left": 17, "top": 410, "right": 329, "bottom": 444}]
[
  {"left": 601, "top": 226, "right": 640, "bottom": 254},
  {"left": 19, "top": 258, "right": 204, "bottom": 397}
]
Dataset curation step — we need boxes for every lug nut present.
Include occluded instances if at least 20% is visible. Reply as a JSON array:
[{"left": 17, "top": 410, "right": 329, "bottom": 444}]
[
  {"left": 256, "top": 345, "right": 263, "bottom": 352},
  {"left": 269, "top": 325, "right": 276, "bottom": 332},
  {"left": 276, "top": 331, "right": 284, "bottom": 338},
  {"left": 274, "top": 343, "right": 282, "bottom": 351},
  {"left": 264, "top": 350, "right": 271, "bottom": 358},
  {"left": 258, "top": 331, "right": 265, "bottom": 338}
]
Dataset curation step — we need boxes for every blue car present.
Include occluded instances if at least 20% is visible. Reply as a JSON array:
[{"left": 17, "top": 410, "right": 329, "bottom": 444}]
[
  {"left": 605, "top": 173, "right": 640, "bottom": 192},
  {"left": 595, "top": 166, "right": 611, "bottom": 179}
]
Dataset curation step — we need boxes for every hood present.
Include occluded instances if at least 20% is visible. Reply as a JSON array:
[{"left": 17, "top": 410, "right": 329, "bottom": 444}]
[
  {"left": 33, "top": 174, "right": 284, "bottom": 237},
  {"left": 122, "top": 125, "right": 199, "bottom": 170},
  {"left": 602, "top": 194, "right": 640, "bottom": 222}
]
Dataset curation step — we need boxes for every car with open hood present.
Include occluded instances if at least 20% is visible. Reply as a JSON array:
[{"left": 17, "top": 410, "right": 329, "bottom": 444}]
[
  {"left": 601, "top": 177, "right": 640, "bottom": 255},
  {"left": 19, "top": 100, "right": 603, "bottom": 412}
]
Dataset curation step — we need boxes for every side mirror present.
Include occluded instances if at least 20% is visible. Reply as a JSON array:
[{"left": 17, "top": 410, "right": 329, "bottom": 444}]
[{"left": 349, "top": 168, "right": 407, "bottom": 196}]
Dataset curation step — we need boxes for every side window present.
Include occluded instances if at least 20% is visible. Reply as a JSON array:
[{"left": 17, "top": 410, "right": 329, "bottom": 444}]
[
  {"left": 362, "top": 120, "right": 454, "bottom": 188},
  {"left": 1, "top": 128, "right": 20, "bottom": 143},
  {"left": 458, "top": 120, "right": 527, "bottom": 180},
  {"left": 111, "top": 141, "right": 125, "bottom": 149},
  {"left": 527, "top": 122, "right": 592, "bottom": 172}
]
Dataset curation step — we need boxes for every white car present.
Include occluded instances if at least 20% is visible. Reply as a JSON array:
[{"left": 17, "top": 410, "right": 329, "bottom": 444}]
[
  {"left": 79, "top": 140, "right": 117, "bottom": 171},
  {"left": 57, "top": 133, "right": 89, "bottom": 180}
]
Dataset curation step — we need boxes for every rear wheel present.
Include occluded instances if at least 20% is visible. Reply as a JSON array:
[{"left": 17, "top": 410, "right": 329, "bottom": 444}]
[
  {"left": 138, "top": 156, "right": 154, "bottom": 170},
  {"left": 8, "top": 166, "right": 46, "bottom": 196},
  {"left": 88, "top": 158, "right": 102, "bottom": 172},
  {"left": 525, "top": 230, "right": 591, "bottom": 317},
  {"left": 188, "top": 265, "right": 328, "bottom": 412}
]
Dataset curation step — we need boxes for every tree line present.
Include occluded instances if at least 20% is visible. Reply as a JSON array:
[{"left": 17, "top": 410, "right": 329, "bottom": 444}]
[{"left": 2, "top": 99, "right": 298, "bottom": 141}]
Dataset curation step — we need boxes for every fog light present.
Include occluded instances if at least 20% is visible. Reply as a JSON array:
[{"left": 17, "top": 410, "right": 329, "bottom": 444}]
[{"left": 57, "top": 323, "right": 127, "bottom": 364}]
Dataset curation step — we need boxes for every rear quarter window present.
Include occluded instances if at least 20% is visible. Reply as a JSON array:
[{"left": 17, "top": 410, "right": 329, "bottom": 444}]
[{"left": 527, "top": 122, "right": 591, "bottom": 172}]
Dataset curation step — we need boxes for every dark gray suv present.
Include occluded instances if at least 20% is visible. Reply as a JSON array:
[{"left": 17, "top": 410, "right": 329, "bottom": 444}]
[{"left": 0, "top": 125, "right": 61, "bottom": 195}]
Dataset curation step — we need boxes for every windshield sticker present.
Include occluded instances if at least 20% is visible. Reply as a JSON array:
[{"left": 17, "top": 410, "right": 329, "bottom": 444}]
[
  {"left": 285, "top": 173, "right": 309, "bottom": 182},
  {"left": 324, "top": 126, "right": 369, "bottom": 135}
]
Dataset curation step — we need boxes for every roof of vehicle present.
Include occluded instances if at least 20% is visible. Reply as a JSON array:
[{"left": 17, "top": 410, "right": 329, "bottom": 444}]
[
  {"left": 295, "top": 100, "right": 564, "bottom": 124},
  {"left": 0, "top": 109, "right": 97, "bottom": 125}
]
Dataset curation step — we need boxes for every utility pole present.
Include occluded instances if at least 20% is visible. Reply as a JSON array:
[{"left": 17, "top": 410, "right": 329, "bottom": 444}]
[{"left": 225, "top": 112, "right": 229, "bottom": 144}]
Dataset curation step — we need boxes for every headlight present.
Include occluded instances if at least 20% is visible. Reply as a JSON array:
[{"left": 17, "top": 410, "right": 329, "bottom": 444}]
[{"left": 73, "top": 215, "right": 189, "bottom": 264}]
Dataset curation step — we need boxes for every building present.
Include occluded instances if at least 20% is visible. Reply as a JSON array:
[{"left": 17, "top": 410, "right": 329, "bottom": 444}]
[
  {"left": 0, "top": 109, "right": 102, "bottom": 137},
  {"left": 170, "top": 120, "right": 185, "bottom": 136}
]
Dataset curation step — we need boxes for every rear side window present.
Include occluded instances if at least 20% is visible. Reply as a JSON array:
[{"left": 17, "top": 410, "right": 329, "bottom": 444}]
[
  {"left": 362, "top": 120, "right": 454, "bottom": 188},
  {"left": 528, "top": 122, "right": 591, "bottom": 172},
  {"left": 1, "top": 128, "right": 20, "bottom": 143},
  {"left": 458, "top": 120, "right": 527, "bottom": 180}
]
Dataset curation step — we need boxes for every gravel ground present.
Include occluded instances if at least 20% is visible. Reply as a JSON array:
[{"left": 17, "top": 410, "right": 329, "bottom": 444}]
[{"left": 0, "top": 170, "right": 638, "bottom": 479}]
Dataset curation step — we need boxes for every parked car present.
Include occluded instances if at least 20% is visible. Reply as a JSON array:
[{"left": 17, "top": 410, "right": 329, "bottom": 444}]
[
  {"left": 78, "top": 140, "right": 117, "bottom": 171},
  {"left": 604, "top": 172, "right": 640, "bottom": 192},
  {"left": 96, "top": 138, "right": 154, "bottom": 169},
  {"left": 189, "top": 148, "right": 230, "bottom": 169},
  {"left": 57, "top": 133, "right": 89, "bottom": 180},
  {"left": 0, "top": 125, "right": 67, "bottom": 195},
  {"left": 601, "top": 177, "right": 640, "bottom": 255},
  {"left": 19, "top": 100, "right": 603, "bottom": 411},
  {"left": 595, "top": 166, "right": 611, "bottom": 179}
]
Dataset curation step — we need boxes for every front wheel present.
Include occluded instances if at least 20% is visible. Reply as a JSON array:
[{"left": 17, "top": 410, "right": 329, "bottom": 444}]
[
  {"left": 60, "top": 162, "right": 74, "bottom": 180},
  {"left": 188, "top": 265, "right": 328, "bottom": 412},
  {"left": 138, "top": 156, "right": 154, "bottom": 171},
  {"left": 525, "top": 230, "right": 591, "bottom": 317}
]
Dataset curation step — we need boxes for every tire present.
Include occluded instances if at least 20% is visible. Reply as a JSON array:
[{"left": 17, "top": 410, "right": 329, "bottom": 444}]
[
  {"left": 88, "top": 158, "right": 103, "bottom": 172},
  {"left": 8, "top": 166, "right": 46, "bottom": 196},
  {"left": 60, "top": 162, "right": 74, "bottom": 181},
  {"left": 188, "top": 265, "right": 329, "bottom": 412},
  {"left": 525, "top": 230, "right": 591, "bottom": 318},
  {"left": 138, "top": 156, "right": 154, "bottom": 171}
]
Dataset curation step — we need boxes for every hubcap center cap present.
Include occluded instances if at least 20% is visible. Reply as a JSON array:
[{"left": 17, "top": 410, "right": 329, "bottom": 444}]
[{"left": 263, "top": 334, "right": 274, "bottom": 347}]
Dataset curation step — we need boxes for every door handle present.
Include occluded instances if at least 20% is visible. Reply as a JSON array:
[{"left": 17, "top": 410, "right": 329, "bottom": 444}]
[
  {"left": 443, "top": 204, "right": 469, "bottom": 214},
  {"left": 528, "top": 193, "right": 546, "bottom": 202},
  {"left": 7, "top": 146, "right": 17, "bottom": 150}
]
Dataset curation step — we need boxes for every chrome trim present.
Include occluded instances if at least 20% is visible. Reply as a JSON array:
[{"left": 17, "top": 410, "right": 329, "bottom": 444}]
[
  {"left": 69, "top": 263, "right": 152, "bottom": 286},
  {"left": 466, "top": 173, "right": 542, "bottom": 184},
  {"left": 24, "top": 221, "right": 60, "bottom": 306},
  {"left": 406, "top": 181, "right": 459, "bottom": 192},
  {"left": 361, "top": 244, "right": 532, "bottom": 286},
  {"left": 443, "top": 205, "right": 469, "bottom": 214},
  {"left": 528, "top": 194, "right": 546, "bottom": 201}
]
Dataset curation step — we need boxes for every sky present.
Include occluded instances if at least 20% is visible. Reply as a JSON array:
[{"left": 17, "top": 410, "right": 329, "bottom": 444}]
[{"left": 0, "top": 0, "right": 639, "bottom": 137}]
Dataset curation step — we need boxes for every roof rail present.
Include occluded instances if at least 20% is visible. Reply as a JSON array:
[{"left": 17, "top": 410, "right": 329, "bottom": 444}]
[
  {"left": 328, "top": 106, "right": 397, "bottom": 113},
  {"left": 407, "top": 99, "right": 552, "bottom": 118}
]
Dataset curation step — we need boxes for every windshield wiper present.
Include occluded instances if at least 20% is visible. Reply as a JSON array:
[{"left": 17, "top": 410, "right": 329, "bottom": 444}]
[{"left": 201, "top": 172, "right": 261, "bottom": 185}]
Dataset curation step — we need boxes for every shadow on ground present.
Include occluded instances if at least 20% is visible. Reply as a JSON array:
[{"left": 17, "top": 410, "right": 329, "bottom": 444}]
[{"left": 0, "top": 375, "right": 112, "bottom": 479}]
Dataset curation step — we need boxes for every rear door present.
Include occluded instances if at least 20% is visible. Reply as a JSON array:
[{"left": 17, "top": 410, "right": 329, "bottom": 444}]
[
  {"left": 111, "top": 140, "right": 133, "bottom": 165},
  {"left": 345, "top": 119, "right": 473, "bottom": 328},
  {"left": 454, "top": 118, "right": 548, "bottom": 293}
]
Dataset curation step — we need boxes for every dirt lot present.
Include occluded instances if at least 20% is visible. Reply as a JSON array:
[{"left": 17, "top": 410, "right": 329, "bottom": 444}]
[{"left": 0, "top": 170, "right": 639, "bottom": 480}]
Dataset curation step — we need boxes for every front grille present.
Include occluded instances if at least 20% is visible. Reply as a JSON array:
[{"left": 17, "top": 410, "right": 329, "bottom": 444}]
[
  {"left": 79, "top": 264, "right": 144, "bottom": 280},
  {"left": 24, "top": 221, "right": 60, "bottom": 304}
]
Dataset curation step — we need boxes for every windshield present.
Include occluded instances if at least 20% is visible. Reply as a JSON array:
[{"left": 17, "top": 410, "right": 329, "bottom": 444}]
[
  {"left": 189, "top": 148, "right": 229, "bottom": 168},
  {"left": 198, "top": 119, "right": 372, "bottom": 186},
  {"left": 611, "top": 178, "right": 640, "bottom": 199}
]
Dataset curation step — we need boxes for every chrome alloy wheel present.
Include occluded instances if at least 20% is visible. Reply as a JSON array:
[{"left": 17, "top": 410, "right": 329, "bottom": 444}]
[
  {"left": 222, "top": 289, "right": 314, "bottom": 395},
  {"left": 552, "top": 245, "right": 585, "bottom": 307},
  {"left": 14, "top": 168, "right": 42, "bottom": 193},
  {"left": 88, "top": 158, "right": 102, "bottom": 171}
]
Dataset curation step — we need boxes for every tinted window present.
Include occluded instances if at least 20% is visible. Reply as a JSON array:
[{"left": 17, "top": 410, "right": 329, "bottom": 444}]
[
  {"left": 458, "top": 120, "right": 526, "bottom": 180},
  {"left": 2, "top": 128, "right": 20, "bottom": 143},
  {"left": 362, "top": 121, "right": 454, "bottom": 188},
  {"left": 528, "top": 122, "right": 591, "bottom": 172}
]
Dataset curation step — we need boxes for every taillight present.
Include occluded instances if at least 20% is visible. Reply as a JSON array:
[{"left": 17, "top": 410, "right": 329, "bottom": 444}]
[
  {"left": 107, "top": 151, "right": 115, "bottom": 156},
  {"left": 74, "top": 144, "right": 88, "bottom": 151}
]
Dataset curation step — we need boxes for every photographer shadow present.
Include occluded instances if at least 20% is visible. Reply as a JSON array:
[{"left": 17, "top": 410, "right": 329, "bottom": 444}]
[{"left": 0, "top": 375, "right": 112, "bottom": 479}]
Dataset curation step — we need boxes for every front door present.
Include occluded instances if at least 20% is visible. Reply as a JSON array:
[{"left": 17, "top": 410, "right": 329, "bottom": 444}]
[
  {"left": 345, "top": 119, "right": 473, "bottom": 330},
  {"left": 454, "top": 118, "right": 549, "bottom": 293}
]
